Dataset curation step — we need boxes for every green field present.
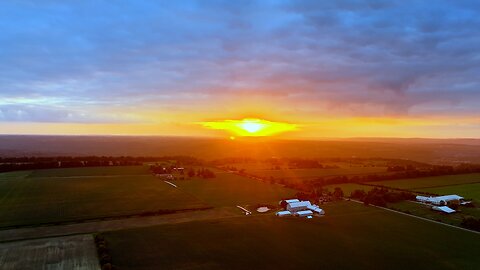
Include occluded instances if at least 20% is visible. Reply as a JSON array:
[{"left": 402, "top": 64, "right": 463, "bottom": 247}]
[
  {"left": 173, "top": 172, "right": 296, "bottom": 207},
  {"left": 245, "top": 167, "right": 387, "bottom": 183},
  {"left": 323, "top": 183, "right": 374, "bottom": 196},
  {"left": 104, "top": 201, "right": 480, "bottom": 270},
  {"left": 0, "top": 166, "right": 296, "bottom": 227},
  {"left": 0, "top": 167, "right": 206, "bottom": 227},
  {"left": 367, "top": 173, "right": 480, "bottom": 190},
  {"left": 27, "top": 165, "right": 150, "bottom": 178},
  {"left": 0, "top": 171, "right": 32, "bottom": 179},
  {"left": 415, "top": 183, "right": 480, "bottom": 201},
  {"left": 387, "top": 201, "right": 480, "bottom": 226}
]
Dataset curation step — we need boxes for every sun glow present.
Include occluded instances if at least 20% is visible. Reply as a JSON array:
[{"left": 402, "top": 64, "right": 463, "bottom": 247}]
[
  {"left": 200, "top": 118, "right": 297, "bottom": 137},
  {"left": 239, "top": 121, "right": 264, "bottom": 133}
]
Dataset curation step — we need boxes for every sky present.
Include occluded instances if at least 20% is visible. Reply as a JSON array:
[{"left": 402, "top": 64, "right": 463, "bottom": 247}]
[{"left": 1, "top": 0, "right": 480, "bottom": 138}]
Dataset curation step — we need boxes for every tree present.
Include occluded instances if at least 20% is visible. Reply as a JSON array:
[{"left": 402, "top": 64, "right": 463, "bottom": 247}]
[
  {"left": 461, "top": 217, "right": 480, "bottom": 231},
  {"left": 187, "top": 168, "right": 195, "bottom": 178},
  {"left": 333, "top": 187, "right": 344, "bottom": 199},
  {"left": 350, "top": 189, "right": 366, "bottom": 200}
]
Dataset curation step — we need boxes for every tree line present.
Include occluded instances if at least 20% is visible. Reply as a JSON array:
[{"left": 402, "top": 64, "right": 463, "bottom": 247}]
[
  {"left": 149, "top": 165, "right": 216, "bottom": 179},
  {"left": 0, "top": 156, "right": 203, "bottom": 173}
]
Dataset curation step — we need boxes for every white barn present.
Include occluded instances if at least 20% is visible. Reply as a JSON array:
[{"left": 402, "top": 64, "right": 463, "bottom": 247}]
[
  {"left": 278, "top": 198, "right": 326, "bottom": 218},
  {"left": 286, "top": 201, "right": 312, "bottom": 212},
  {"left": 416, "top": 195, "right": 464, "bottom": 206}
]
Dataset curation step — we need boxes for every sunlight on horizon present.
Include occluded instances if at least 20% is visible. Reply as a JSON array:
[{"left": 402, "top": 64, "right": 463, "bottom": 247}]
[{"left": 199, "top": 118, "right": 298, "bottom": 137}]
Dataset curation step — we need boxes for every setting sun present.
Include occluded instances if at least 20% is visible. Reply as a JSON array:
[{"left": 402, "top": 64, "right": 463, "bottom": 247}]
[
  {"left": 240, "top": 121, "right": 264, "bottom": 133},
  {"left": 199, "top": 118, "right": 297, "bottom": 137}
]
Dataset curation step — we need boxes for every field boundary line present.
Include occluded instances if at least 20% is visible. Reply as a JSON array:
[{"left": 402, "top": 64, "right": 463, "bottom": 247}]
[
  {"left": 347, "top": 199, "right": 480, "bottom": 235},
  {"left": 164, "top": 181, "right": 177, "bottom": 188},
  {"left": 0, "top": 209, "right": 246, "bottom": 243},
  {"left": 412, "top": 181, "right": 480, "bottom": 190},
  {"left": 29, "top": 174, "right": 152, "bottom": 179}
]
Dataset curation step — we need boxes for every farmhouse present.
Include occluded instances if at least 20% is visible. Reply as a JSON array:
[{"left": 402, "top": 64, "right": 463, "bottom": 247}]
[{"left": 416, "top": 195, "right": 464, "bottom": 206}]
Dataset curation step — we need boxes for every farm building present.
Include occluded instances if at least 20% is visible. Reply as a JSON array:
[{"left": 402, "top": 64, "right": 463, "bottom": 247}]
[
  {"left": 296, "top": 210, "right": 314, "bottom": 217},
  {"left": 286, "top": 201, "right": 312, "bottom": 212},
  {"left": 284, "top": 199, "right": 300, "bottom": 204},
  {"left": 276, "top": 211, "right": 292, "bottom": 217},
  {"left": 307, "top": 205, "right": 325, "bottom": 215},
  {"left": 156, "top": 173, "right": 174, "bottom": 180},
  {"left": 432, "top": 206, "right": 456, "bottom": 214},
  {"left": 282, "top": 199, "right": 325, "bottom": 217},
  {"left": 416, "top": 195, "right": 464, "bottom": 206}
]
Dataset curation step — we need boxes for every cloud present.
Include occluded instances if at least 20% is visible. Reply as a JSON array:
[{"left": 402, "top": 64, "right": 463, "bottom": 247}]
[{"left": 0, "top": 0, "right": 479, "bottom": 123}]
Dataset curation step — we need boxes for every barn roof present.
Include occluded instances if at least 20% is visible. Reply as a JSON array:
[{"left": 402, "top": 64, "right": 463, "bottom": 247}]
[
  {"left": 276, "top": 211, "right": 292, "bottom": 216},
  {"left": 296, "top": 210, "right": 314, "bottom": 215},
  {"left": 432, "top": 206, "right": 456, "bottom": 214},
  {"left": 288, "top": 201, "right": 311, "bottom": 208}
]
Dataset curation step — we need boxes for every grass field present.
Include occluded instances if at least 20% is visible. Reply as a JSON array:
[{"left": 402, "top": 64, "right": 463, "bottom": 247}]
[
  {"left": 27, "top": 165, "right": 150, "bottom": 178},
  {"left": 323, "top": 183, "right": 374, "bottom": 196},
  {"left": 388, "top": 201, "right": 480, "bottom": 226},
  {"left": 173, "top": 172, "right": 296, "bottom": 207},
  {"left": 244, "top": 167, "right": 388, "bottom": 183},
  {"left": 104, "top": 201, "right": 480, "bottom": 270},
  {"left": 0, "top": 235, "right": 99, "bottom": 270},
  {"left": 415, "top": 183, "right": 480, "bottom": 201},
  {"left": 0, "top": 167, "right": 206, "bottom": 227},
  {"left": 367, "top": 173, "right": 480, "bottom": 190},
  {"left": 0, "top": 171, "right": 32, "bottom": 179}
]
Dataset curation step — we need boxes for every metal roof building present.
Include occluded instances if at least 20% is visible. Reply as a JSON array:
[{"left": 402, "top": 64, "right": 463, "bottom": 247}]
[
  {"left": 276, "top": 210, "right": 292, "bottom": 217},
  {"left": 416, "top": 195, "right": 464, "bottom": 206},
  {"left": 432, "top": 206, "right": 456, "bottom": 214},
  {"left": 296, "top": 210, "right": 314, "bottom": 217},
  {"left": 307, "top": 205, "right": 325, "bottom": 215},
  {"left": 287, "top": 201, "right": 312, "bottom": 212},
  {"left": 284, "top": 199, "right": 300, "bottom": 204}
]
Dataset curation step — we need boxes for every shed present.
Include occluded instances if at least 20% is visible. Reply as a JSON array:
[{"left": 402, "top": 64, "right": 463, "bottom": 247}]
[
  {"left": 296, "top": 210, "right": 314, "bottom": 217},
  {"left": 307, "top": 205, "right": 325, "bottom": 215},
  {"left": 276, "top": 211, "right": 292, "bottom": 217},
  {"left": 432, "top": 206, "right": 456, "bottom": 214},
  {"left": 284, "top": 199, "right": 300, "bottom": 204}
]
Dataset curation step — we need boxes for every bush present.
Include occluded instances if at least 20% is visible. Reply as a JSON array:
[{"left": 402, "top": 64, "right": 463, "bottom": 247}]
[
  {"left": 461, "top": 217, "right": 480, "bottom": 231},
  {"left": 95, "top": 233, "right": 119, "bottom": 269},
  {"left": 350, "top": 189, "right": 366, "bottom": 200}
]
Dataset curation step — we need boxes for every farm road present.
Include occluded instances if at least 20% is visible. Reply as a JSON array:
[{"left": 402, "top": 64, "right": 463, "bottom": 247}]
[{"left": 0, "top": 207, "right": 244, "bottom": 243}]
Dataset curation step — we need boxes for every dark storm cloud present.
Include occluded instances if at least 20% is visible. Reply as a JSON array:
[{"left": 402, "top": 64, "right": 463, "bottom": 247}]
[{"left": 0, "top": 0, "right": 479, "bottom": 122}]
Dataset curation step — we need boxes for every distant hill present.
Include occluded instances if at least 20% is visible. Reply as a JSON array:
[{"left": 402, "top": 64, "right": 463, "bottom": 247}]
[{"left": 1, "top": 135, "right": 480, "bottom": 164}]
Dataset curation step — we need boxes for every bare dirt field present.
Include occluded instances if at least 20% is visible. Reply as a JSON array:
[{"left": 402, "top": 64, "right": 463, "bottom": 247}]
[{"left": 0, "top": 234, "right": 100, "bottom": 270}]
